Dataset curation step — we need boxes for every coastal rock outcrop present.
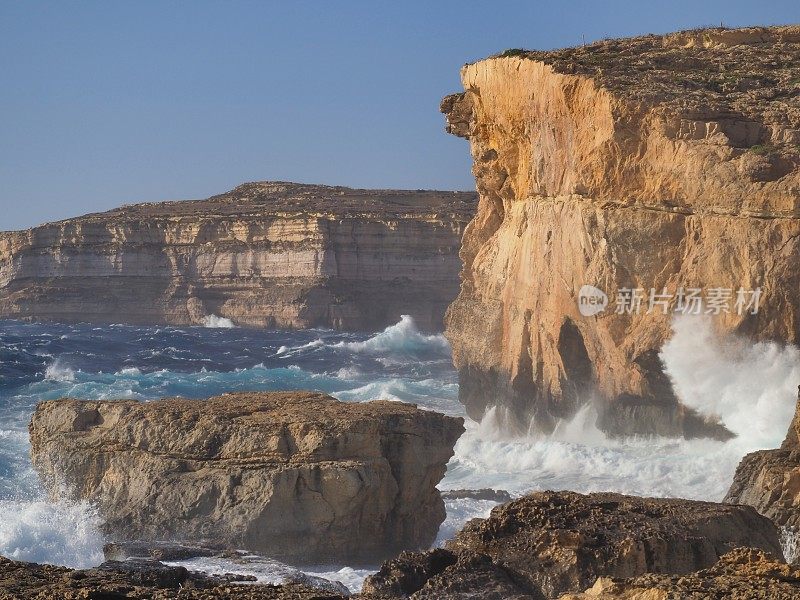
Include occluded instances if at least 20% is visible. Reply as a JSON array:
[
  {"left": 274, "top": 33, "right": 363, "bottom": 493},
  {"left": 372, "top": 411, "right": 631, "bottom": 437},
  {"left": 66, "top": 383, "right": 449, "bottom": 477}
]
[
  {"left": 441, "top": 26, "right": 800, "bottom": 435},
  {"left": 725, "top": 386, "right": 800, "bottom": 527},
  {"left": 0, "top": 182, "right": 476, "bottom": 331},
  {"left": 0, "top": 555, "right": 350, "bottom": 599},
  {"left": 362, "top": 491, "right": 783, "bottom": 599},
  {"left": 560, "top": 548, "right": 800, "bottom": 600},
  {"left": 28, "top": 391, "right": 464, "bottom": 564}
]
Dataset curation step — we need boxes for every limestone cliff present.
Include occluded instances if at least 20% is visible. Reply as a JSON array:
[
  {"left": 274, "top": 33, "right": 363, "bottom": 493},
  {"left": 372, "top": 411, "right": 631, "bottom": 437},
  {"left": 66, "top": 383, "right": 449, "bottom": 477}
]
[
  {"left": 28, "top": 392, "right": 464, "bottom": 564},
  {"left": 442, "top": 26, "right": 800, "bottom": 436},
  {"left": 0, "top": 182, "right": 476, "bottom": 331}
]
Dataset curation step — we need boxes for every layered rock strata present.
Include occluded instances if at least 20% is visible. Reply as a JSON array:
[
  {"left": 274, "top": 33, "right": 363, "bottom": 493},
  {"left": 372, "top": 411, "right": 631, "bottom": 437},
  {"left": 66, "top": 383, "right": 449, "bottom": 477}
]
[
  {"left": 0, "top": 182, "right": 476, "bottom": 331},
  {"left": 725, "top": 386, "right": 800, "bottom": 527},
  {"left": 28, "top": 391, "right": 464, "bottom": 563},
  {"left": 362, "top": 490, "right": 783, "bottom": 599},
  {"left": 441, "top": 26, "right": 800, "bottom": 435}
]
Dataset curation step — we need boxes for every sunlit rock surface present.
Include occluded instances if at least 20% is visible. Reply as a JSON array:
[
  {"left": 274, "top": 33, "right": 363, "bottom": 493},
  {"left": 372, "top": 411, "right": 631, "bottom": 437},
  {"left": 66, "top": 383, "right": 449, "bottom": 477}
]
[
  {"left": 441, "top": 26, "right": 800, "bottom": 436},
  {"left": 0, "top": 182, "right": 476, "bottom": 331}
]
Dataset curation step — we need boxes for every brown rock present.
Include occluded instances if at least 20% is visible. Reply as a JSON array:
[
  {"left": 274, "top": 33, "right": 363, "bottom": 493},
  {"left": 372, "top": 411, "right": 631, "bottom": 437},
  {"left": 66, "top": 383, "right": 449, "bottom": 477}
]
[
  {"left": 362, "top": 549, "right": 541, "bottom": 599},
  {"left": 0, "top": 182, "right": 477, "bottom": 332},
  {"left": 725, "top": 386, "right": 800, "bottom": 528},
  {"left": 363, "top": 491, "right": 783, "bottom": 599},
  {"left": 441, "top": 27, "right": 800, "bottom": 435},
  {"left": 0, "top": 555, "right": 349, "bottom": 599},
  {"left": 560, "top": 548, "right": 800, "bottom": 599},
  {"left": 28, "top": 391, "right": 464, "bottom": 564}
]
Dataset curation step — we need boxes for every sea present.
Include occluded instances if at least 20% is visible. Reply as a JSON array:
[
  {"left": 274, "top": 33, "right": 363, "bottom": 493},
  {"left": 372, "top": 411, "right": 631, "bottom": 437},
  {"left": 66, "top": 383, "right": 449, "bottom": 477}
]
[{"left": 0, "top": 314, "right": 798, "bottom": 592}]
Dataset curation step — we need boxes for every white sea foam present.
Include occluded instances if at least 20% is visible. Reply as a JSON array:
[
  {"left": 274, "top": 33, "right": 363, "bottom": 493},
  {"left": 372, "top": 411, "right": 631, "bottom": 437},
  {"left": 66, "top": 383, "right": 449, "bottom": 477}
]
[
  {"left": 44, "top": 360, "right": 77, "bottom": 382},
  {"left": 661, "top": 314, "right": 800, "bottom": 450},
  {"left": 441, "top": 314, "right": 800, "bottom": 503},
  {"left": 166, "top": 555, "right": 368, "bottom": 593},
  {"left": 337, "top": 315, "right": 450, "bottom": 355},
  {"left": 202, "top": 315, "right": 236, "bottom": 328},
  {"left": 781, "top": 527, "right": 800, "bottom": 564},
  {"left": 114, "top": 367, "right": 142, "bottom": 376},
  {"left": 0, "top": 499, "right": 104, "bottom": 568}
]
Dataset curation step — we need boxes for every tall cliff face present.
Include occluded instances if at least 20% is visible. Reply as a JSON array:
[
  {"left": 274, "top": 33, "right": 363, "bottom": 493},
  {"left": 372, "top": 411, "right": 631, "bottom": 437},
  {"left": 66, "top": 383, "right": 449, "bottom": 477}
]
[
  {"left": 442, "top": 26, "right": 800, "bottom": 436},
  {"left": 0, "top": 182, "right": 476, "bottom": 331}
]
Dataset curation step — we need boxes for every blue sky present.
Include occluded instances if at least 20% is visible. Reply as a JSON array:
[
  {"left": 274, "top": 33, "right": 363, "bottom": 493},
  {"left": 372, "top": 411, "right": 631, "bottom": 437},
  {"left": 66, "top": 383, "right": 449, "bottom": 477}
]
[{"left": 2, "top": 1, "right": 798, "bottom": 230}]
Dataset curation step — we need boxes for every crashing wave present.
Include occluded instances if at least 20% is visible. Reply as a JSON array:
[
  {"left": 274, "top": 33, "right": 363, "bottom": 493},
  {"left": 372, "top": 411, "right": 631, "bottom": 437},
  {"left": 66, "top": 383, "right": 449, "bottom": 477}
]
[{"left": 202, "top": 315, "right": 235, "bottom": 328}]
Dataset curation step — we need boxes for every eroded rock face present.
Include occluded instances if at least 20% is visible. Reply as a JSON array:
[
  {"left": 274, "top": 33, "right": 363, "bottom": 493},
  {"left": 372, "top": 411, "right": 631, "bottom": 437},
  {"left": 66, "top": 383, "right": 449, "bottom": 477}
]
[
  {"left": 362, "top": 491, "right": 783, "bottom": 599},
  {"left": 560, "top": 548, "right": 800, "bottom": 600},
  {"left": 441, "top": 26, "right": 800, "bottom": 435},
  {"left": 28, "top": 392, "right": 464, "bottom": 564},
  {"left": 725, "top": 386, "right": 800, "bottom": 527},
  {"left": 0, "top": 182, "right": 476, "bottom": 332}
]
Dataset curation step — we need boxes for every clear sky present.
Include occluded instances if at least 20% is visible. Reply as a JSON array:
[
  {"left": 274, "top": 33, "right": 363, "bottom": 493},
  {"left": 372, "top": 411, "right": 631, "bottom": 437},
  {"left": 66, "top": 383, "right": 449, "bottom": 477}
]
[{"left": 2, "top": 1, "right": 798, "bottom": 230}]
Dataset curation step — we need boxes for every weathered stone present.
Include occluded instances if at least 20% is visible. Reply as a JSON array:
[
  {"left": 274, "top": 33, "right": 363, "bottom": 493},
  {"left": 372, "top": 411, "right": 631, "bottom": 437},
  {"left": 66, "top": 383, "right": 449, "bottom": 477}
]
[
  {"left": 364, "top": 491, "right": 783, "bottom": 598},
  {"left": 441, "top": 26, "right": 800, "bottom": 435},
  {"left": 28, "top": 391, "right": 464, "bottom": 564},
  {"left": 725, "top": 386, "right": 800, "bottom": 527},
  {"left": 560, "top": 548, "right": 800, "bottom": 600},
  {"left": 362, "top": 549, "right": 541, "bottom": 599},
  {"left": 0, "top": 182, "right": 476, "bottom": 332},
  {"left": 0, "top": 555, "right": 348, "bottom": 599}
]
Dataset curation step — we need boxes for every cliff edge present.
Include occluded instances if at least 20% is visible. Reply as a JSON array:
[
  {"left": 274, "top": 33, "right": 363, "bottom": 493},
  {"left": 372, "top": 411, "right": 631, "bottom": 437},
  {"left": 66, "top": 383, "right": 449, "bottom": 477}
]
[
  {"left": 442, "top": 26, "right": 800, "bottom": 436},
  {"left": 0, "top": 182, "right": 477, "bottom": 331}
]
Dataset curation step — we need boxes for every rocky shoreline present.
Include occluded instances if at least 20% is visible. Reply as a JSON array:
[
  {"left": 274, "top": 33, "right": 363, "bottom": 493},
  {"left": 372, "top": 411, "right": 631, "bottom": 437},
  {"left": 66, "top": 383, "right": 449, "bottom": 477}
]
[{"left": 9, "top": 383, "right": 800, "bottom": 598}]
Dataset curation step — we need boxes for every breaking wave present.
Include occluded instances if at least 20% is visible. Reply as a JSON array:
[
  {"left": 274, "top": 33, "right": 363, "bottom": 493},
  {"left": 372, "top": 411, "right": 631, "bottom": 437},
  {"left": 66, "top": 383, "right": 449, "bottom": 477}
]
[
  {"left": 0, "top": 499, "right": 104, "bottom": 568},
  {"left": 203, "top": 315, "right": 236, "bottom": 328},
  {"left": 337, "top": 314, "right": 450, "bottom": 357},
  {"left": 2, "top": 313, "right": 798, "bottom": 582}
]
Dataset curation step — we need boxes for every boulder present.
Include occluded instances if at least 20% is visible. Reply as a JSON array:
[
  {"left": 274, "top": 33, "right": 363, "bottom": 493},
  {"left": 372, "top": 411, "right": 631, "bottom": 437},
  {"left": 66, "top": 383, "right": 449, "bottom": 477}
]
[
  {"left": 362, "top": 491, "right": 783, "bottom": 598},
  {"left": 28, "top": 391, "right": 464, "bottom": 564},
  {"left": 725, "top": 386, "right": 800, "bottom": 527}
]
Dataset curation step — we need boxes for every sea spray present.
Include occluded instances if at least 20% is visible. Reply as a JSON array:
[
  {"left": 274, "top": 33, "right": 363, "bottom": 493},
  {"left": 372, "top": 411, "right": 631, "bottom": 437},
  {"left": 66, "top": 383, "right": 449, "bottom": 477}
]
[
  {"left": 661, "top": 314, "right": 800, "bottom": 450},
  {"left": 0, "top": 499, "right": 104, "bottom": 568},
  {"left": 446, "top": 314, "right": 800, "bottom": 501},
  {"left": 336, "top": 314, "right": 450, "bottom": 356},
  {"left": 202, "top": 315, "right": 235, "bottom": 328}
]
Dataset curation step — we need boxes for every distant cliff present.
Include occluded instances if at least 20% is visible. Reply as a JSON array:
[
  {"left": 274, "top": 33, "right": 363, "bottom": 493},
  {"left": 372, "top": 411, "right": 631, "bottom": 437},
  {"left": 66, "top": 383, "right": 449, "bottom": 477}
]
[
  {"left": 0, "top": 182, "right": 476, "bottom": 331},
  {"left": 442, "top": 26, "right": 800, "bottom": 436}
]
